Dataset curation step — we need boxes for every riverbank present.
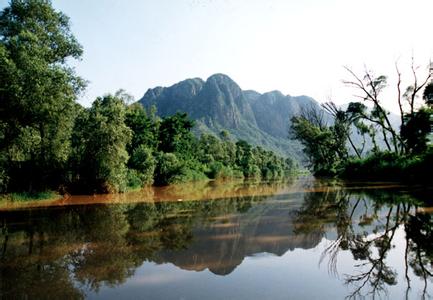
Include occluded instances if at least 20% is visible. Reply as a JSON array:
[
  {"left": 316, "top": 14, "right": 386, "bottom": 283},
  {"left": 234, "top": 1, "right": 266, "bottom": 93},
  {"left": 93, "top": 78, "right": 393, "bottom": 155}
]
[
  {"left": 0, "top": 179, "right": 296, "bottom": 210},
  {"left": 0, "top": 191, "right": 62, "bottom": 204},
  {"left": 341, "top": 149, "right": 433, "bottom": 184},
  {"left": 0, "top": 177, "right": 423, "bottom": 211}
]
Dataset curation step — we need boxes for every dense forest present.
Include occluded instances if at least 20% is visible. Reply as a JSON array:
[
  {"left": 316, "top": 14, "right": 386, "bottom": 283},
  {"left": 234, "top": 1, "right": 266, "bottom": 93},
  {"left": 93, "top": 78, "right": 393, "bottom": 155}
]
[
  {"left": 290, "top": 65, "right": 433, "bottom": 183},
  {"left": 0, "top": 0, "right": 294, "bottom": 195}
]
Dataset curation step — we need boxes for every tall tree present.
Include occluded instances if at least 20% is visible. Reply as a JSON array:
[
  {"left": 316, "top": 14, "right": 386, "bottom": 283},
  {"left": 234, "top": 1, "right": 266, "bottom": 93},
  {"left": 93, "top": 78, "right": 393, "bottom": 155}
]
[
  {"left": 344, "top": 62, "right": 431, "bottom": 155},
  {"left": 290, "top": 104, "right": 346, "bottom": 175},
  {"left": 0, "top": 0, "right": 85, "bottom": 191},
  {"left": 72, "top": 95, "right": 132, "bottom": 193}
]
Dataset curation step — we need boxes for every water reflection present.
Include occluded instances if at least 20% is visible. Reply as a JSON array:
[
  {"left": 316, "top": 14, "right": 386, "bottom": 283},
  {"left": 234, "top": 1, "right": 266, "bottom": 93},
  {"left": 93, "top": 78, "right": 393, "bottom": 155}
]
[
  {"left": 293, "top": 182, "right": 433, "bottom": 299},
  {"left": 0, "top": 179, "right": 432, "bottom": 299}
]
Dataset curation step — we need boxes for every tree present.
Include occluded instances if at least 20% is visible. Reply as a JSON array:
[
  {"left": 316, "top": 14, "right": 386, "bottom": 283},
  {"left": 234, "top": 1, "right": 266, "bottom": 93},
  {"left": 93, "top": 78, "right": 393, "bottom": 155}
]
[
  {"left": 153, "top": 152, "right": 181, "bottom": 185},
  {"left": 72, "top": 95, "right": 132, "bottom": 193},
  {"left": 128, "top": 145, "right": 156, "bottom": 186},
  {"left": 422, "top": 82, "right": 433, "bottom": 142},
  {"left": 0, "top": 0, "right": 85, "bottom": 192},
  {"left": 322, "top": 101, "right": 361, "bottom": 158},
  {"left": 125, "top": 103, "right": 158, "bottom": 152},
  {"left": 344, "top": 62, "right": 431, "bottom": 155},
  {"left": 423, "top": 82, "right": 433, "bottom": 107},
  {"left": 235, "top": 140, "right": 260, "bottom": 178},
  {"left": 290, "top": 104, "right": 347, "bottom": 175},
  {"left": 158, "top": 112, "right": 195, "bottom": 155},
  {"left": 400, "top": 108, "right": 432, "bottom": 154},
  {"left": 343, "top": 68, "right": 401, "bottom": 153}
]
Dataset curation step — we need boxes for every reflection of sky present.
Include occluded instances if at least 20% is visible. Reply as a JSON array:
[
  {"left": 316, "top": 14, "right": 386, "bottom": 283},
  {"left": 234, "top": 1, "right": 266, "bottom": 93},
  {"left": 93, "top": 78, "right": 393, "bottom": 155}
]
[{"left": 88, "top": 228, "right": 430, "bottom": 300}]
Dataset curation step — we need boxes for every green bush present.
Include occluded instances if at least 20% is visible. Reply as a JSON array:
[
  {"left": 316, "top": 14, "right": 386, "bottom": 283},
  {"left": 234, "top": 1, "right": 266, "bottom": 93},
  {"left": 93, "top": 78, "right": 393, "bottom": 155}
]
[
  {"left": 342, "top": 149, "right": 433, "bottom": 183},
  {"left": 126, "top": 169, "right": 143, "bottom": 190},
  {"left": 207, "top": 162, "right": 243, "bottom": 179},
  {"left": 154, "top": 152, "right": 182, "bottom": 185},
  {"left": 171, "top": 167, "right": 208, "bottom": 183},
  {"left": 129, "top": 145, "right": 156, "bottom": 185},
  {"left": 244, "top": 164, "right": 261, "bottom": 179}
]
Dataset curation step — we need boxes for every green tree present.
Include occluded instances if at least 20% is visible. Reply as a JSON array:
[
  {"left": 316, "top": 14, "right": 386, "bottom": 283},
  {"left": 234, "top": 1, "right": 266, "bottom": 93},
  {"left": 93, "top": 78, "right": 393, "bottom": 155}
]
[
  {"left": 235, "top": 140, "right": 260, "bottom": 178},
  {"left": 153, "top": 152, "right": 181, "bottom": 185},
  {"left": 290, "top": 105, "right": 345, "bottom": 175},
  {"left": 0, "top": 0, "right": 85, "bottom": 192},
  {"left": 423, "top": 82, "right": 433, "bottom": 107},
  {"left": 400, "top": 108, "right": 432, "bottom": 154},
  {"left": 72, "top": 95, "right": 132, "bottom": 193},
  {"left": 158, "top": 113, "right": 195, "bottom": 155},
  {"left": 125, "top": 103, "right": 158, "bottom": 152},
  {"left": 128, "top": 145, "right": 156, "bottom": 186},
  {"left": 343, "top": 68, "right": 401, "bottom": 153}
]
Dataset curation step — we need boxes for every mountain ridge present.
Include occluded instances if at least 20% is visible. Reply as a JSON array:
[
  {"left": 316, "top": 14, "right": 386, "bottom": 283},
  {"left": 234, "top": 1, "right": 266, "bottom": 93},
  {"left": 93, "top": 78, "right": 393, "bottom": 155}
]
[{"left": 139, "top": 74, "right": 321, "bottom": 161}]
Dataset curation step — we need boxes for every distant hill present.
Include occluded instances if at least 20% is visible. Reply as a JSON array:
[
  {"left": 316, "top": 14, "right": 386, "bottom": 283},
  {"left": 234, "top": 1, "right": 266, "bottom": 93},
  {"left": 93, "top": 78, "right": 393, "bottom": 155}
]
[
  {"left": 138, "top": 73, "right": 401, "bottom": 163},
  {"left": 138, "top": 73, "right": 321, "bottom": 162}
]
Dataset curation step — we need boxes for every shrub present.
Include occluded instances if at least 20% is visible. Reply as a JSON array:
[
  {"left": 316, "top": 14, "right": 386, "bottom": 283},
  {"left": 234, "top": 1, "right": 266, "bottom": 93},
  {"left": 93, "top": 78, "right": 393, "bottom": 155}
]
[
  {"left": 129, "top": 145, "right": 156, "bottom": 185},
  {"left": 154, "top": 152, "right": 181, "bottom": 185},
  {"left": 342, "top": 149, "right": 433, "bottom": 183}
]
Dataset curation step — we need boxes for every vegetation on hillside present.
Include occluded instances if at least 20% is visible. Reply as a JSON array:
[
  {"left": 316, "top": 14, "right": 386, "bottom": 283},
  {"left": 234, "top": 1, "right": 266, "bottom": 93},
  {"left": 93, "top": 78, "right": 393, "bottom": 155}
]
[
  {"left": 139, "top": 73, "right": 313, "bottom": 161},
  {"left": 290, "top": 64, "right": 433, "bottom": 182},
  {"left": 0, "top": 0, "right": 295, "bottom": 195}
]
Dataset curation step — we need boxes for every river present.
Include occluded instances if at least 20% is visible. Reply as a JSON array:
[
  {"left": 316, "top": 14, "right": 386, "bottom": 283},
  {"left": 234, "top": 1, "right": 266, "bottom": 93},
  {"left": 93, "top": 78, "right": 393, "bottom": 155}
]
[{"left": 0, "top": 177, "right": 432, "bottom": 299}]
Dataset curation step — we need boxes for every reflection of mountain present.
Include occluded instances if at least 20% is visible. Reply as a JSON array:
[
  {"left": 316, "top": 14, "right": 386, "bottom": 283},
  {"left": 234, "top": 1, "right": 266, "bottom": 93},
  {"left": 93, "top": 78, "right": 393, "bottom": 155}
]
[
  {"left": 153, "top": 196, "right": 322, "bottom": 275},
  {"left": 1, "top": 181, "right": 431, "bottom": 299}
]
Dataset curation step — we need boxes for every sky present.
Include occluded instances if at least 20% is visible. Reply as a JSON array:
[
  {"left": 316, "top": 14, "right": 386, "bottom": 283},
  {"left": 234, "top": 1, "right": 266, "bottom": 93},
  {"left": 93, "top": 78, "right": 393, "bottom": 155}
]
[{"left": 2, "top": 0, "right": 433, "bottom": 112}]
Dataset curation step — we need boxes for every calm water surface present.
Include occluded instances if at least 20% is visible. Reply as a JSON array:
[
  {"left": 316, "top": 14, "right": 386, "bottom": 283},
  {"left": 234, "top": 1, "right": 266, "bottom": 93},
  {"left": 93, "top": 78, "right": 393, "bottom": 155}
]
[{"left": 1, "top": 178, "right": 432, "bottom": 299}]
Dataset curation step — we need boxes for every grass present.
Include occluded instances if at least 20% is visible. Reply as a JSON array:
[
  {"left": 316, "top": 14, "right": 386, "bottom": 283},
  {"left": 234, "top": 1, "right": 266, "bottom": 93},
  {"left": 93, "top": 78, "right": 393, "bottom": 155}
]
[{"left": 0, "top": 191, "right": 61, "bottom": 203}]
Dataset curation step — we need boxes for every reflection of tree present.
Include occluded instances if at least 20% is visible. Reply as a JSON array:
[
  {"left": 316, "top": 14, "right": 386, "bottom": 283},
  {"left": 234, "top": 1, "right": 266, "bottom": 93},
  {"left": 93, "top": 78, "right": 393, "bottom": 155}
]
[
  {"left": 406, "top": 213, "right": 433, "bottom": 298},
  {"left": 70, "top": 205, "right": 140, "bottom": 292},
  {"left": 2, "top": 182, "right": 432, "bottom": 299},
  {"left": 0, "top": 194, "right": 267, "bottom": 298},
  {"left": 343, "top": 205, "right": 400, "bottom": 299},
  {"left": 293, "top": 184, "right": 433, "bottom": 299},
  {"left": 0, "top": 209, "right": 86, "bottom": 299}
]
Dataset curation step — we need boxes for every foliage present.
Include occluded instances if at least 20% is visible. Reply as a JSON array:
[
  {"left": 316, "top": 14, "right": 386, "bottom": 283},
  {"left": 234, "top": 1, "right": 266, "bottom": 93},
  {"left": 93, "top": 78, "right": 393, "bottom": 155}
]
[
  {"left": 423, "top": 82, "right": 433, "bottom": 106},
  {"left": 125, "top": 103, "right": 158, "bottom": 152},
  {"left": 71, "top": 95, "right": 132, "bottom": 193},
  {"left": 290, "top": 106, "right": 347, "bottom": 175},
  {"left": 341, "top": 147, "right": 433, "bottom": 183},
  {"left": 401, "top": 107, "right": 432, "bottom": 154},
  {"left": 290, "top": 62, "right": 433, "bottom": 180},
  {"left": 128, "top": 145, "right": 155, "bottom": 186},
  {"left": 158, "top": 112, "right": 195, "bottom": 155},
  {"left": 0, "top": 190, "right": 59, "bottom": 203},
  {"left": 153, "top": 152, "right": 182, "bottom": 185},
  {"left": 0, "top": 0, "right": 85, "bottom": 192}
]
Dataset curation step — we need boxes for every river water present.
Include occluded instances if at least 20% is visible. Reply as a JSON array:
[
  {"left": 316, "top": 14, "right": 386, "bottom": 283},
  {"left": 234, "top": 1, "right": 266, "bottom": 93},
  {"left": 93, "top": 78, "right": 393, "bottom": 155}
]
[{"left": 0, "top": 178, "right": 432, "bottom": 299}]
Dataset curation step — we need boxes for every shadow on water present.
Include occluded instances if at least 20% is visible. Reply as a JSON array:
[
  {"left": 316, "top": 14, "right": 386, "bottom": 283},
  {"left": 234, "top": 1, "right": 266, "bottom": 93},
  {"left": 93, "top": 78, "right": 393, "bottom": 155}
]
[{"left": 0, "top": 178, "right": 432, "bottom": 299}]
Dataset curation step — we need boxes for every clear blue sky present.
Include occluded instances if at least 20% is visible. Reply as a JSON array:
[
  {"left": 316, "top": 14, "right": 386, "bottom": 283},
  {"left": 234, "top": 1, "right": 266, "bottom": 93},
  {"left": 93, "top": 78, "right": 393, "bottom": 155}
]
[{"left": 2, "top": 0, "right": 433, "bottom": 110}]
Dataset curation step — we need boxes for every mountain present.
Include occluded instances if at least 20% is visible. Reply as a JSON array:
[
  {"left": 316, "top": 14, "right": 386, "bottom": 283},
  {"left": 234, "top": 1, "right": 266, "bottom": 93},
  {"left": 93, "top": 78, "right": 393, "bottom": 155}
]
[
  {"left": 246, "top": 90, "right": 318, "bottom": 138},
  {"left": 138, "top": 73, "right": 321, "bottom": 161}
]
